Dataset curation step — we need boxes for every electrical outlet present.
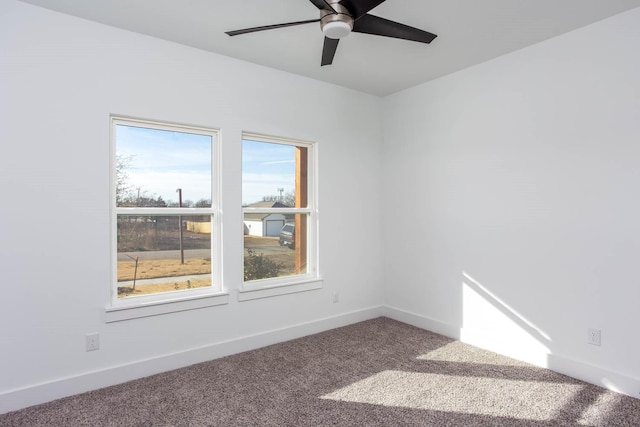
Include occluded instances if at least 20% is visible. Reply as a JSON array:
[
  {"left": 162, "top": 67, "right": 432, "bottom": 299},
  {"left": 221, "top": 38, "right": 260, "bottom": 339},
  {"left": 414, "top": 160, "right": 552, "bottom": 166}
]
[
  {"left": 587, "top": 328, "right": 601, "bottom": 346},
  {"left": 332, "top": 292, "right": 339, "bottom": 303},
  {"left": 86, "top": 333, "right": 100, "bottom": 352}
]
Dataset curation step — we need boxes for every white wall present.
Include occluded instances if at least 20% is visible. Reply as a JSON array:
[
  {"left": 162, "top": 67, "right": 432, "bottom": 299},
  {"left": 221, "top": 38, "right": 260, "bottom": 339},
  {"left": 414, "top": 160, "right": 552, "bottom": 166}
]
[
  {"left": 0, "top": 0, "right": 384, "bottom": 412},
  {"left": 3, "top": 0, "right": 640, "bottom": 414},
  {"left": 382, "top": 8, "right": 640, "bottom": 397}
]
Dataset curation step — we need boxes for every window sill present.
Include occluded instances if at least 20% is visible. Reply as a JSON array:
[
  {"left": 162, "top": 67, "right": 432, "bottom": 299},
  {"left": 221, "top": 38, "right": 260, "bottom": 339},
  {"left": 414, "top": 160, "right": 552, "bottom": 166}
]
[
  {"left": 238, "top": 277, "right": 323, "bottom": 301},
  {"left": 105, "top": 292, "right": 229, "bottom": 323}
]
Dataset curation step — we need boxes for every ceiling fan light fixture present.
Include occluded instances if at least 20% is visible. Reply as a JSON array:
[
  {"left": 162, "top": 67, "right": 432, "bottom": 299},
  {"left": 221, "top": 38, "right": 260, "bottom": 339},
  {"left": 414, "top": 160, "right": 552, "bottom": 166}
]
[
  {"left": 320, "top": 3, "right": 353, "bottom": 39},
  {"left": 322, "top": 21, "right": 352, "bottom": 39}
]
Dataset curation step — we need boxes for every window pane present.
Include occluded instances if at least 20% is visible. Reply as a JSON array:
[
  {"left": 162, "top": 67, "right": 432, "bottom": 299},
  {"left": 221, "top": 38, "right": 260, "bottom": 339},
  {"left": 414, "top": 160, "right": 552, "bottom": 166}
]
[
  {"left": 244, "top": 213, "right": 308, "bottom": 281},
  {"left": 117, "top": 215, "right": 212, "bottom": 297},
  {"left": 116, "top": 125, "right": 212, "bottom": 208},
  {"left": 242, "top": 139, "right": 307, "bottom": 207}
]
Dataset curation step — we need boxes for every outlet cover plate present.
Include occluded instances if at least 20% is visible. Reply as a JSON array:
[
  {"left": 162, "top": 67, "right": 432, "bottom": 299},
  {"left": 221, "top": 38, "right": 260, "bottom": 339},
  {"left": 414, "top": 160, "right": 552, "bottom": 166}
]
[
  {"left": 587, "top": 328, "right": 601, "bottom": 346},
  {"left": 86, "top": 333, "right": 100, "bottom": 351}
]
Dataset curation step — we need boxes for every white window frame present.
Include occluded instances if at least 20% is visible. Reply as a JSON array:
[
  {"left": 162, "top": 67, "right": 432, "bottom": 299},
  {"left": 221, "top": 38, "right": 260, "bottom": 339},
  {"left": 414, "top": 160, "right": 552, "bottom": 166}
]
[
  {"left": 106, "top": 116, "right": 227, "bottom": 322},
  {"left": 240, "top": 132, "right": 321, "bottom": 301}
]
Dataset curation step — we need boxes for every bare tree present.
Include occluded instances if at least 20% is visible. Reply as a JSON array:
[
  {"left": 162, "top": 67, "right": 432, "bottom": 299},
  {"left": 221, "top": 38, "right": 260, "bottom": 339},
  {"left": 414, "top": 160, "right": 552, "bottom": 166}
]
[
  {"left": 115, "top": 154, "right": 134, "bottom": 205},
  {"left": 262, "top": 189, "right": 295, "bottom": 207}
]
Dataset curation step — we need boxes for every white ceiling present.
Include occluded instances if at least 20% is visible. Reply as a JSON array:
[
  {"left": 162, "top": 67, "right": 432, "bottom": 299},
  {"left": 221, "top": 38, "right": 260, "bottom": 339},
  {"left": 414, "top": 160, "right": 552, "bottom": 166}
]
[{"left": 17, "top": 0, "right": 640, "bottom": 96}]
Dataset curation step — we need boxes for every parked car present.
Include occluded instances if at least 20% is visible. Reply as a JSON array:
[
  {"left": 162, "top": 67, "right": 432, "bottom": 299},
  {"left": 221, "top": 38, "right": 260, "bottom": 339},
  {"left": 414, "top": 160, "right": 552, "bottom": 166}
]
[{"left": 279, "top": 223, "right": 295, "bottom": 249}]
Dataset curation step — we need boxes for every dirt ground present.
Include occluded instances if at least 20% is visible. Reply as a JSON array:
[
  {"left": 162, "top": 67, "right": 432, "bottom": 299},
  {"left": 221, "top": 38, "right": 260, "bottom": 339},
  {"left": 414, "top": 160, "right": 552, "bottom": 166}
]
[
  {"left": 244, "top": 236, "right": 297, "bottom": 275},
  {"left": 245, "top": 235, "right": 279, "bottom": 247}
]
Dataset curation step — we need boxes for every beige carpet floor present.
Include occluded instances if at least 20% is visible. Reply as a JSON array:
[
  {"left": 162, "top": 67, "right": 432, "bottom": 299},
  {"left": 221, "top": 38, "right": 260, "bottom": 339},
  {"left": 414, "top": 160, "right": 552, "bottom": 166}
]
[{"left": 1, "top": 317, "right": 639, "bottom": 426}]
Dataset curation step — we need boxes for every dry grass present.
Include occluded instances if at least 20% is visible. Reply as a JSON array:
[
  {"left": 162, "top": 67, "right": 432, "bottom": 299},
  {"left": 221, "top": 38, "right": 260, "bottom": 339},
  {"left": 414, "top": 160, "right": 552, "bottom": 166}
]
[
  {"left": 118, "top": 258, "right": 211, "bottom": 281},
  {"left": 117, "top": 237, "right": 298, "bottom": 297},
  {"left": 118, "top": 277, "right": 211, "bottom": 297},
  {"left": 117, "top": 258, "right": 211, "bottom": 297}
]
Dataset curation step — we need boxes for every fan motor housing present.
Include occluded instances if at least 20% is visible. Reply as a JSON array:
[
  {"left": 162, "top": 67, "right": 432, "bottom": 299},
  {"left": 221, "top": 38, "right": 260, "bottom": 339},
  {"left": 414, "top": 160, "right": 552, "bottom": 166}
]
[{"left": 321, "top": 3, "right": 353, "bottom": 39}]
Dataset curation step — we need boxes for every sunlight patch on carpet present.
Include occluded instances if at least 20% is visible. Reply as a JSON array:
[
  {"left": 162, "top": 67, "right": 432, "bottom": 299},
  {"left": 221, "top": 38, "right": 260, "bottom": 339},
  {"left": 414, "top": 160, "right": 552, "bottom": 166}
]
[
  {"left": 417, "top": 341, "right": 530, "bottom": 366},
  {"left": 577, "top": 390, "right": 622, "bottom": 426},
  {"left": 321, "top": 370, "right": 584, "bottom": 421}
]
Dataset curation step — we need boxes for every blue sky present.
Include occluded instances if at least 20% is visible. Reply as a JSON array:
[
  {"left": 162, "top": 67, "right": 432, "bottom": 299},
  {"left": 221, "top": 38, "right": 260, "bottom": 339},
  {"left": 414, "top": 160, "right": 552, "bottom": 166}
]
[
  {"left": 242, "top": 139, "right": 295, "bottom": 205},
  {"left": 116, "top": 125, "right": 295, "bottom": 205},
  {"left": 116, "top": 125, "right": 212, "bottom": 204}
]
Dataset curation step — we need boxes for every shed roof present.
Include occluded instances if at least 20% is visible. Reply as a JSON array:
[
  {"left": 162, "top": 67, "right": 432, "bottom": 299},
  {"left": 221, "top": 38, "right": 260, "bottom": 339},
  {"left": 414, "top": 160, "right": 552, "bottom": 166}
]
[
  {"left": 245, "top": 201, "right": 291, "bottom": 208},
  {"left": 244, "top": 201, "right": 293, "bottom": 222}
]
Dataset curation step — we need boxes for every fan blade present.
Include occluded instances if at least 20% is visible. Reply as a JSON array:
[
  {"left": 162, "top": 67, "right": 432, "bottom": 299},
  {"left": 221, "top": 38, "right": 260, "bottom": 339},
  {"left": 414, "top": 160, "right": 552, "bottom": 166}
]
[
  {"left": 309, "top": 0, "right": 338, "bottom": 13},
  {"left": 321, "top": 37, "right": 339, "bottom": 66},
  {"left": 353, "top": 14, "right": 437, "bottom": 43},
  {"left": 339, "top": 0, "right": 386, "bottom": 19},
  {"left": 226, "top": 19, "right": 319, "bottom": 36}
]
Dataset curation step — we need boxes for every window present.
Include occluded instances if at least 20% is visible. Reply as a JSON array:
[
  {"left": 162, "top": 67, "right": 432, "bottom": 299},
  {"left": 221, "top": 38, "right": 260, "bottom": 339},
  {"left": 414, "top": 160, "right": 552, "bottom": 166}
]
[
  {"left": 242, "top": 133, "right": 319, "bottom": 296},
  {"left": 109, "top": 117, "right": 223, "bottom": 315}
]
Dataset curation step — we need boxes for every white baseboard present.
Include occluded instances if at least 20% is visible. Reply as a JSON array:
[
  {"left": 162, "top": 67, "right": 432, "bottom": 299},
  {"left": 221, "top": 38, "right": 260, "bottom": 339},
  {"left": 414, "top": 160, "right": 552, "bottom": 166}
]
[
  {"left": 0, "top": 306, "right": 384, "bottom": 415},
  {"left": 382, "top": 305, "right": 461, "bottom": 339},
  {"left": 383, "top": 305, "right": 640, "bottom": 400},
  {"left": 546, "top": 353, "right": 640, "bottom": 400}
]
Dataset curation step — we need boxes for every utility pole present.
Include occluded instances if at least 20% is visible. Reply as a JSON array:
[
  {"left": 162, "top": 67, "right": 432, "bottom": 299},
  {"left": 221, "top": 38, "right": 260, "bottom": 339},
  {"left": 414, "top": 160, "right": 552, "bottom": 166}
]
[
  {"left": 278, "top": 187, "right": 284, "bottom": 202},
  {"left": 176, "top": 188, "right": 184, "bottom": 264}
]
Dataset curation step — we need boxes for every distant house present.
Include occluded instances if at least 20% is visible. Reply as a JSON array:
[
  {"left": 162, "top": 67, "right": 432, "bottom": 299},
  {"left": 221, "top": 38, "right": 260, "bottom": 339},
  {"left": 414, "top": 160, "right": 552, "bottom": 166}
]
[{"left": 243, "top": 201, "right": 292, "bottom": 237}]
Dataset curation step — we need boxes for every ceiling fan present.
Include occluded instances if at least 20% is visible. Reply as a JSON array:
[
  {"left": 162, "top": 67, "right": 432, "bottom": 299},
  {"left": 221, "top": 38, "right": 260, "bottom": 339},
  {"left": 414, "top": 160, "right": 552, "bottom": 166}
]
[{"left": 225, "top": 0, "right": 437, "bottom": 66}]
